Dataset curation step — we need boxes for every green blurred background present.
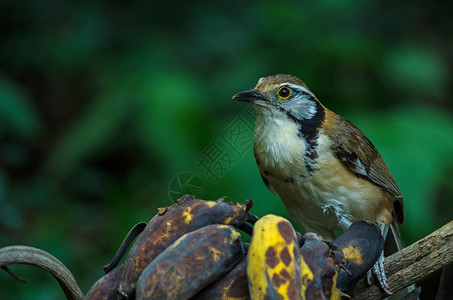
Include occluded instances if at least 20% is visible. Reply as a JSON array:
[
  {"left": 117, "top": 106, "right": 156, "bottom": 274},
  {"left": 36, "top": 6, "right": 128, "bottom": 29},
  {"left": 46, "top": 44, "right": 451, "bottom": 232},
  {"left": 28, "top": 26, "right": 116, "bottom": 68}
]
[{"left": 1, "top": 0, "right": 452, "bottom": 299}]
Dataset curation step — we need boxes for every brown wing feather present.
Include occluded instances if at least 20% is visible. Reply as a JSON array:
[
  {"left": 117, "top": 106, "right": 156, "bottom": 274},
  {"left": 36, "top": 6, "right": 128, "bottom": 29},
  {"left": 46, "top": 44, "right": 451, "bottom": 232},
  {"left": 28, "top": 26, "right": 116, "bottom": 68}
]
[{"left": 326, "top": 112, "right": 404, "bottom": 223}]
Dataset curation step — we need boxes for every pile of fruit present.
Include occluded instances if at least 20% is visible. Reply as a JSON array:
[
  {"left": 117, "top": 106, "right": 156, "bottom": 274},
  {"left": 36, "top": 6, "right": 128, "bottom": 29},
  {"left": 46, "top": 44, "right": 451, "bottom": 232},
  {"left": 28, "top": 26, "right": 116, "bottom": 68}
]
[{"left": 86, "top": 195, "right": 384, "bottom": 300}]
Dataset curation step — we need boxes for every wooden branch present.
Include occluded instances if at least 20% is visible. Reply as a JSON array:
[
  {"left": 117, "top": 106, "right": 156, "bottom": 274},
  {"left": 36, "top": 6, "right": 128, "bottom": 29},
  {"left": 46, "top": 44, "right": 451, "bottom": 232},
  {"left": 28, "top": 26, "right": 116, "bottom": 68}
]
[
  {"left": 350, "top": 220, "right": 453, "bottom": 300},
  {"left": 0, "top": 245, "right": 83, "bottom": 300}
]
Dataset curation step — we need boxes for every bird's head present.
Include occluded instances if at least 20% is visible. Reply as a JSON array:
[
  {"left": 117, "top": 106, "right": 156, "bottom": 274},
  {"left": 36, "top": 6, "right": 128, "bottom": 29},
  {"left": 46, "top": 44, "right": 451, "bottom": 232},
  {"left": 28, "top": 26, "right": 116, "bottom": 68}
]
[{"left": 233, "top": 74, "right": 321, "bottom": 121}]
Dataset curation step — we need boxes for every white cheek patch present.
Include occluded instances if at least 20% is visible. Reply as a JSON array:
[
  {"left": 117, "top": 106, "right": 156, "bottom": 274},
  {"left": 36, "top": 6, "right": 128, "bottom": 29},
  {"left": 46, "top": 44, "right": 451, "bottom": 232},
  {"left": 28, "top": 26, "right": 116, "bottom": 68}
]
[
  {"left": 284, "top": 94, "right": 317, "bottom": 120},
  {"left": 305, "top": 102, "right": 317, "bottom": 119},
  {"left": 278, "top": 83, "right": 318, "bottom": 121}
]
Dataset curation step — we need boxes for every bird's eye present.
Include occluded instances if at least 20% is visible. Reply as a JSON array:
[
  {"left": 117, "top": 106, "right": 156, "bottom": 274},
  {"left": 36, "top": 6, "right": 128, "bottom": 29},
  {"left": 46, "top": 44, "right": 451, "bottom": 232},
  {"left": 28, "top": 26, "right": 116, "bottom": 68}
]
[{"left": 278, "top": 87, "right": 291, "bottom": 100}]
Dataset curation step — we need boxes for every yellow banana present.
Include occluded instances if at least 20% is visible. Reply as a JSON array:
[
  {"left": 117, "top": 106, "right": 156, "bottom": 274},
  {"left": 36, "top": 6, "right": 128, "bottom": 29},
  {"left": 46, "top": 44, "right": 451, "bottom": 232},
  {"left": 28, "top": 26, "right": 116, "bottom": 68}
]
[{"left": 247, "top": 214, "right": 302, "bottom": 300}]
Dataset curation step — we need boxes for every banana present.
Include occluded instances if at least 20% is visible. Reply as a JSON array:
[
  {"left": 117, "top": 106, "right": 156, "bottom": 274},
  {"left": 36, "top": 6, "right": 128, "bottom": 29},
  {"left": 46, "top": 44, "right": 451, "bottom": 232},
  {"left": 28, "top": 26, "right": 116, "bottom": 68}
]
[
  {"left": 85, "top": 265, "right": 124, "bottom": 300},
  {"left": 117, "top": 195, "right": 249, "bottom": 297},
  {"left": 333, "top": 221, "right": 384, "bottom": 292},
  {"left": 299, "top": 221, "right": 384, "bottom": 298},
  {"left": 247, "top": 214, "right": 302, "bottom": 300},
  {"left": 193, "top": 255, "right": 249, "bottom": 300},
  {"left": 299, "top": 233, "right": 343, "bottom": 300},
  {"left": 135, "top": 224, "right": 244, "bottom": 300}
]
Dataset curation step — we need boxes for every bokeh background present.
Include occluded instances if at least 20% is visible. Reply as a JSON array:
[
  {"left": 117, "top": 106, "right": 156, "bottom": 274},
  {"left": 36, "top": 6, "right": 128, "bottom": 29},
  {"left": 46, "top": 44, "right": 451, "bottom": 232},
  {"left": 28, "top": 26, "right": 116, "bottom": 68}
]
[{"left": 1, "top": 0, "right": 452, "bottom": 299}]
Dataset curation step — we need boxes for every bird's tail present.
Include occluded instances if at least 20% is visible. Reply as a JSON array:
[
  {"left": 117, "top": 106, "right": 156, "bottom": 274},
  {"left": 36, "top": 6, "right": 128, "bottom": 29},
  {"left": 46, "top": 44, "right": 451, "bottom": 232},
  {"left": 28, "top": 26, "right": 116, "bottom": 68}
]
[{"left": 384, "top": 219, "right": 405, "bottom": 256}]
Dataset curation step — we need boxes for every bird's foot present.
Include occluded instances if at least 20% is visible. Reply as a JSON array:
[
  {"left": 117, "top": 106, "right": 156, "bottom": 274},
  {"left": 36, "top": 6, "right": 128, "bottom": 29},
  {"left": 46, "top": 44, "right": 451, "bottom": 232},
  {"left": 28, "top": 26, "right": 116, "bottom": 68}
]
[{"left": 367, "top": 251, "right": 392, "bottom": 295}]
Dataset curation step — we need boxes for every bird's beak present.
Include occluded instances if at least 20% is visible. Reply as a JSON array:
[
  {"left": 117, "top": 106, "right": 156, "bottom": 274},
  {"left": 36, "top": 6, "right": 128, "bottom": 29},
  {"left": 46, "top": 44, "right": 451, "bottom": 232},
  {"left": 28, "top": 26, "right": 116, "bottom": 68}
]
[{"left": 232, "top": 89, "right": 267, "bottom": 104}]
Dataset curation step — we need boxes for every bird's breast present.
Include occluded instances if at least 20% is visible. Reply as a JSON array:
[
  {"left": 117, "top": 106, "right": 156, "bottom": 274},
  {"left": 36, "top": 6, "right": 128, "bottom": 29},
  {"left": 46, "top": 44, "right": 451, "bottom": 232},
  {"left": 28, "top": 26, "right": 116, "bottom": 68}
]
[
  {"left": 254, "top": 117, "right": 390, "bottom": 235},
  {"left": 254, "top": 112, "right": 309, "bottom": 178}
]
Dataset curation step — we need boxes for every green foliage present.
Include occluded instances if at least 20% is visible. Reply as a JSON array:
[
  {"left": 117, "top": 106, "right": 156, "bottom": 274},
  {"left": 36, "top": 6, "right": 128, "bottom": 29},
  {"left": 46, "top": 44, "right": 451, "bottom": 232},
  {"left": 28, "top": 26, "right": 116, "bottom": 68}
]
[
  {"left": 1, "top": 0, "right": 452, "bottom": 298},
  {"left": 0, "top": 76, "right": 42, "bottom": 139}
]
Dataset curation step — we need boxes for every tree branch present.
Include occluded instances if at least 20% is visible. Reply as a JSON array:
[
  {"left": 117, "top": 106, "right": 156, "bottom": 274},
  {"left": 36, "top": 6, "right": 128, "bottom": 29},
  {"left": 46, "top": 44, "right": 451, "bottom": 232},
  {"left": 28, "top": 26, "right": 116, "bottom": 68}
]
[
  {"left": 350, "top": 220, "right": 453, "bottom": 300},
  {"left": 0, "top": 245, "right": 83, "bottom": 300}
]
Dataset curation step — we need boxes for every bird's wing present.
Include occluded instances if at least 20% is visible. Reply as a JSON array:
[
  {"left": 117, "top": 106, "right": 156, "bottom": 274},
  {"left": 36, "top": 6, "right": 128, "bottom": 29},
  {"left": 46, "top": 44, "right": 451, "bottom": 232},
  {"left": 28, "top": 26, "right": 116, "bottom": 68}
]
[{"left": 327, "top": 114, "right": 404, "bottom": 223}]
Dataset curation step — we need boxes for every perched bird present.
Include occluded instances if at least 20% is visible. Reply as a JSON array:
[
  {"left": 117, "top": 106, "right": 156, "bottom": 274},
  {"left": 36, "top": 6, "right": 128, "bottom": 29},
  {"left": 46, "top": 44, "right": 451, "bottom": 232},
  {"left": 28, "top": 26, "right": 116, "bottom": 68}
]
[{"left": 233, "top": 74, "right": 405, "bottom": 294}]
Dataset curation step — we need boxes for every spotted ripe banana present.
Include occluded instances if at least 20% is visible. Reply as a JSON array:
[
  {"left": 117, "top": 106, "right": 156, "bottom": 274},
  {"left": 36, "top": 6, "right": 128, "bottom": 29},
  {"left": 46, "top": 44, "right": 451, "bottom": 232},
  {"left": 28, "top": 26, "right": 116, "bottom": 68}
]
[{"left": 247, "top": 214, "right": 302, "bottom": 300}]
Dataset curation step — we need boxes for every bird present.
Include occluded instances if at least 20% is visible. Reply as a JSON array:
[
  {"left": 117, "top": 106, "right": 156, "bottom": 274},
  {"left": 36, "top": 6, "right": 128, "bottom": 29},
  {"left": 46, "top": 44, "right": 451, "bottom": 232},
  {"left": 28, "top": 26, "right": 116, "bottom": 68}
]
[{"left": 233, "top": 74, "right": 405, "bottom": 295}]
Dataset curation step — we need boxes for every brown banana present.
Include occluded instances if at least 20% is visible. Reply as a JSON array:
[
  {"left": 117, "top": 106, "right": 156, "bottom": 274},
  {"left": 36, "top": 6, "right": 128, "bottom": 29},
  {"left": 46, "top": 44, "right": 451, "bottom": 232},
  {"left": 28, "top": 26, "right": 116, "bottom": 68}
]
[
  {"left": 117, "top": 195, "right": 248, "bottom": 298},
  {"left": 300, "top": 233, "right": 343, "bottom": 300},
  {"left": 299, "top": 221, "right": 384, "bottom": 298},
  {"left": 85, "top": 265, "right": 124, "bottom": 300},
  {"left": 193, "top": 255, "right": 249, "bottom": 300},
  {"left": 333, "top": 221, "right": 384, "bottom": 292},
  {"left": 135, "top": 224, "right": 244, "bottom": 300}
]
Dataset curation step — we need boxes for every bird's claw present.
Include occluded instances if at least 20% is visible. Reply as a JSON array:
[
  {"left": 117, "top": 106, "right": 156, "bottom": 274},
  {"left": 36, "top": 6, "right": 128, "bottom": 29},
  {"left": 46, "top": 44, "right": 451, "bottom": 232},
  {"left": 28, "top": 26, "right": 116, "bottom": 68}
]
[{"left": 367, "top": 252, "right": 392, "bottom": 295}]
